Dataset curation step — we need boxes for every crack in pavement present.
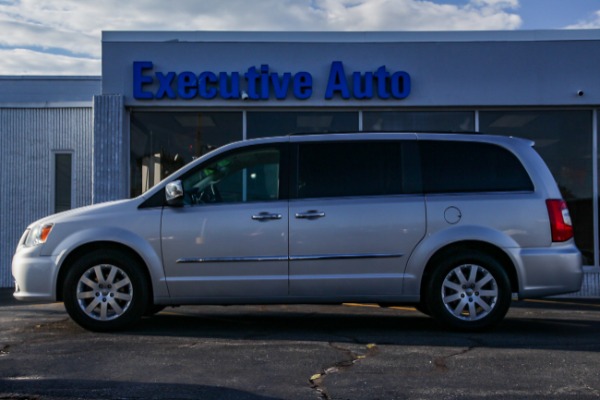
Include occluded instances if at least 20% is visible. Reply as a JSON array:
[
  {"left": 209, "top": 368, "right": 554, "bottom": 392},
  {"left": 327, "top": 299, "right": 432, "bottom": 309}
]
[
  {"left": 309, "top": 342, "right": 378, "bottom": 400},
  {"left": 431, "top": 338, "right": 484, "bottom": 372},
  {"left": 432, "top": 347, "right": 474, "bottom": 372}
]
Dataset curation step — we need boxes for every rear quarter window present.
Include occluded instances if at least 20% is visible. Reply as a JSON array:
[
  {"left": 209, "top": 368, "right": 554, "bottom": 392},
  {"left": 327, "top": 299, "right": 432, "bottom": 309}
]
[{"left": 421, "top": 141, "right": 534, "bottom": 193}]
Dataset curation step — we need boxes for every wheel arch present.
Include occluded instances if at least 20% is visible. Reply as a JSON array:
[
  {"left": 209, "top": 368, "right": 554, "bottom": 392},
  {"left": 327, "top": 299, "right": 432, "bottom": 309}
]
[
  {"left": 419, "top": 240, "right": 519, "bottom": 302},
  {"left": 56, "top": 241, "right": 154, "bottom": 302}
]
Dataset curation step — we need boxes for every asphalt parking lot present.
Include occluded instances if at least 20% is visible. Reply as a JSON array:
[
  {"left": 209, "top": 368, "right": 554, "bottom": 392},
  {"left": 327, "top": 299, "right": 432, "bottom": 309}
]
[{"left": 0, "top": 289, "right": 599, "bottom": 400}]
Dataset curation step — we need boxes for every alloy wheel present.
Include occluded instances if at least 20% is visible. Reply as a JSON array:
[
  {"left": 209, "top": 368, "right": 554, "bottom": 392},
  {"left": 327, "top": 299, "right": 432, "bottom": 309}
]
[
  {"left": 441, "top": 263, "right": 499, "bottom": 321},
  {"left": 76, "top": 264, "right": 134, "bottom": 321}
]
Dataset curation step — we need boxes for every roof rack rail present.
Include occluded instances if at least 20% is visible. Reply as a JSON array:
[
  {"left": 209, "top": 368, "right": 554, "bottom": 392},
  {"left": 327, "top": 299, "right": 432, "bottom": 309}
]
[
  {"left": 286, "top": 131, "right": 358, "bottom": 136},
  {"left": 286, "top": 130, "right": 482, "bottom": 136}
]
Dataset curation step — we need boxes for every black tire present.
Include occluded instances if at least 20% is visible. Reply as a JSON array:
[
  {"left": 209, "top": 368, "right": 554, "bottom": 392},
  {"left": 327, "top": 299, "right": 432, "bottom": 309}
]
[
  {"left": 143, "top": 304, "right": 166, "bottom": 317},
  {"left": 425, "top": 251, "right": 511, "bottom": 331},
  {"left": 63, "top": 249, "right": 149, "bottom": 332}
]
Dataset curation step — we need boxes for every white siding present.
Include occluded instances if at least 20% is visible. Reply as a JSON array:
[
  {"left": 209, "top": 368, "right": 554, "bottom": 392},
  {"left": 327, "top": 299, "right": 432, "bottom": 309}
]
[{"left": 0, "top": 107, "right": 93, "bottom": 287}]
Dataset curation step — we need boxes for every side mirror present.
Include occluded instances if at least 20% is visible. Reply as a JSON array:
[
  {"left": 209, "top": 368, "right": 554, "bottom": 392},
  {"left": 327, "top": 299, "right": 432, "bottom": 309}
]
[{"left": 165, "top": 180, "right": 184, "bottom": 207}]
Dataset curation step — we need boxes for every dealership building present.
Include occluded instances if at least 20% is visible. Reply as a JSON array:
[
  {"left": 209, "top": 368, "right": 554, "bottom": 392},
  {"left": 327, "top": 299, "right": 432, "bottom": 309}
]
[{"left": 1, "top": 30, "right": 600, "bottom": 296}]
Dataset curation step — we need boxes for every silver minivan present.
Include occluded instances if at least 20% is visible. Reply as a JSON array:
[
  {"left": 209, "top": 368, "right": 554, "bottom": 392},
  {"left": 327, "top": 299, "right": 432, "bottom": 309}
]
[{"left": 12, "top": 133, "right": 583, "bottom": 331}]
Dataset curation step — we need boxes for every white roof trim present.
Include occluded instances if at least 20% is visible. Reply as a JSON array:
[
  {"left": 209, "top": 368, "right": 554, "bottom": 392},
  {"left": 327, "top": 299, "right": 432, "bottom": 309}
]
[
  {"left": 0, "top": 76, "right": 100, "bottom": 81},
  {"left": 0, "top": 101, "right": 93, "bottom": 108},
  {"left": 103, "top": 30, "right": 600, "bottom": 44}
]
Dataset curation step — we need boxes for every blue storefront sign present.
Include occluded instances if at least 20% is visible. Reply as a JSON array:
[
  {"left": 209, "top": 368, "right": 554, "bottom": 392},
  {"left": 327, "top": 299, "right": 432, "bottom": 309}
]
[{"left": 133, "top": 61, "right": 411, "bottom": 101}]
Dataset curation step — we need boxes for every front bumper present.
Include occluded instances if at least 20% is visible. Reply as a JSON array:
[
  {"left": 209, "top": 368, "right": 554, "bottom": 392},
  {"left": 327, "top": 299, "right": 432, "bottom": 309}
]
[{"left": 12, "top": 246, "right": 58, "bottom": 302}]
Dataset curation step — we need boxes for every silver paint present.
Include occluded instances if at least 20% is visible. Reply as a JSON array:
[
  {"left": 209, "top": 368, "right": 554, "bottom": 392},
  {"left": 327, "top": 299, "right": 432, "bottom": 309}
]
[{"left": 12, "top": 133, "right": 583, "bottom": 308}]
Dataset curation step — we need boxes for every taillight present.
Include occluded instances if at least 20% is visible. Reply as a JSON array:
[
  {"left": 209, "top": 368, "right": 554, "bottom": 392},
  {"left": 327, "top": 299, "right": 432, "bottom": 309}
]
[{"left": 546, "top": 199, "right": 574, "bottom": 242}]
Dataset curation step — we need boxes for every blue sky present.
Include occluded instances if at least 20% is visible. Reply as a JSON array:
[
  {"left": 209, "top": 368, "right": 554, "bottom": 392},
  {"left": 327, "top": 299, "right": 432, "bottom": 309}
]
[{"left": 0, "top": 0, "right": 600, "bottom": 75}]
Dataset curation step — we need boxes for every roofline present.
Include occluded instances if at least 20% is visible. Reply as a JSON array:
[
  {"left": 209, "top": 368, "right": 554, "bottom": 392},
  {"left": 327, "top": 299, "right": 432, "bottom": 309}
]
[
  {"left": 0, "top": 102, "right": 94, "bottom": 108},
  {"left": 0, "top": 76, "right": 101, "bottom": 81},
  {"left": 103, "top": 30, "right": 600, "bottom": 44}
]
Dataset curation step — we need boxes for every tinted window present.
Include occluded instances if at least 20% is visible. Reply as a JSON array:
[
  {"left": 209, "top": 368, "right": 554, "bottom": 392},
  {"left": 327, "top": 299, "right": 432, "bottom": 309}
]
[
  {"left": 296, "top": 141, "right": 419, "bottom": 199},
  {"left": 247, "top": 111, "right": 358, "bottom": 138},
  {"left": 364, "top": 111, "right": 475, "bottom": 132},
  {"left": 421, "top": 141, "right": 533, "bottom": 193},
  {"left": 181, "top": 146, "right": 281, "bottom": 205},
  {"left": 130, "top": 111, "right": 242, "bottom": 197}
]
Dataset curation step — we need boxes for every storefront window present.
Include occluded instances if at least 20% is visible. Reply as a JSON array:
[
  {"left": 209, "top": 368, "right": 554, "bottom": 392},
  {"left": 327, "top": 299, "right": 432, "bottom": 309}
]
[
  {"left": 363, "top": 111, "right": 475, "bottom": 132},
  {"left": 130, "top": 111, "right": 242, "bottom": 197},
  {"left": 247, "top": 111, "right": 358, "bottom": 138},
  {"left": 480, "top": 110, "right": 594, "bottom": 265}
]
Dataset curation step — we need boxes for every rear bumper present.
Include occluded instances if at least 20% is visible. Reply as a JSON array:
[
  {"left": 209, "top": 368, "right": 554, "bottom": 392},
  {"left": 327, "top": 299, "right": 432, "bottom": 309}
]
[{"left": 510, "top": 243, "right": 583, "bottom": 298}]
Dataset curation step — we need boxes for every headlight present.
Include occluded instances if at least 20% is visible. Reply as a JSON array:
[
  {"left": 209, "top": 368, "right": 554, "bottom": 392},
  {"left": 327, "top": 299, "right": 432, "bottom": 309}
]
[{"left": 24, "top": 223, "right": 54, "bottom": 247}]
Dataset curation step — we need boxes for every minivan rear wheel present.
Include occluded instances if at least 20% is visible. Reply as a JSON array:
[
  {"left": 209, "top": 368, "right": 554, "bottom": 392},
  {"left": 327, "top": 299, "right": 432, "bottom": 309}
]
[
  {"left": 426, "top": 251, "right": 511, "bottom": 331},
  {"left": 63, "top": 249, "right": 149, "bottom": 332}
]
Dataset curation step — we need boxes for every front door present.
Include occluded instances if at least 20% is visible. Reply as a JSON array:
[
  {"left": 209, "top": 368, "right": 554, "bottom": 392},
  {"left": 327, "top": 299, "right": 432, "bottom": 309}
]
[{"left": 161, "top": 144, "right": 289, "bottom": 300}]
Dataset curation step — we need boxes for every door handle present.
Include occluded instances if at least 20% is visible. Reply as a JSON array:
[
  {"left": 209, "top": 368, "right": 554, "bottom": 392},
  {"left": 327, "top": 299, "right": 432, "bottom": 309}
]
[
  {"left": 295, "top": 210, "right": 326, "bottom": 219},
  {"left": 252, "top": 212, "right": 282, "bottom": 221}
]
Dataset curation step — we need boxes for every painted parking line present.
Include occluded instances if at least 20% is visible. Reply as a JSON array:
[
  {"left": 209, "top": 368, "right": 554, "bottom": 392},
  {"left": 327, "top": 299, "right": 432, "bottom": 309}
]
[
  {"left": 342, "top": 303, "right": 381, "bottom": 308},
  {"left": 524, "top": 299, "right": 600, "bottom": 308},
  {"left": 343, "top": 303, "right": 417, "bottom": 312},
  {"left": 388, "top": 306, "right": 418, "bottom": 311}
]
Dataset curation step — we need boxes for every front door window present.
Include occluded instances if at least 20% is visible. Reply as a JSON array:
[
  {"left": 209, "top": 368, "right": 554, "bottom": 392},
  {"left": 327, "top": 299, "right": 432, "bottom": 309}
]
[{"left": 181, "top": 147, "right": 281, "bottom": 205}]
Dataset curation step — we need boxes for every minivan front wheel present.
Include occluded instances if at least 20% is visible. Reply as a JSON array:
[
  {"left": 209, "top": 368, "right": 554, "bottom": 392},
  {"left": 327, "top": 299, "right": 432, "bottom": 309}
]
[
  {"left": 63, "top": 250, "right": 149, "bottom": 332},
  {"left": 426, "top": 252, "right": 511, "bottom": 331}
]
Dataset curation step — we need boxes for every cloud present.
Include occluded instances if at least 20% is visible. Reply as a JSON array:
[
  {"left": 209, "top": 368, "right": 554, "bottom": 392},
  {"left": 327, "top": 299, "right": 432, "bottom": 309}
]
[
  {"left": 0, "top": 0, "right": 522, "bottom": 75},
  {"left": 468, "top": 0, "right": 519, "bottom": 10},
  {"left": 564, "top": 10, "right": 600, "bottom": 29},
  {"left": 0, "top": 19, "right": 97, "bottom": 57},
  {"left": 0, "top": 48, "right": 99, "bottom": 75},
  {"left": 305, "top": 0, "right": 522, "bottom": 31}
]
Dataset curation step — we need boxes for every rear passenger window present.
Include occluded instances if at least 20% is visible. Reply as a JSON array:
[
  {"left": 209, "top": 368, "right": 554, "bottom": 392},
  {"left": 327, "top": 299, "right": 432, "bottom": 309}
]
[
  {"left": 421, "top": 141, "right": 533, "bottom": 193},
  {"left": 296, "top": 141, "right": 419, "bottom": 198}
]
